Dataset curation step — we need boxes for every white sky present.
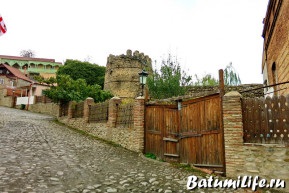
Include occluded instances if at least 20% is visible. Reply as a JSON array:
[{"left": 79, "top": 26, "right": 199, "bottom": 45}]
[{"left": 1, "top": 0, "right": 268, "bottom": 84}]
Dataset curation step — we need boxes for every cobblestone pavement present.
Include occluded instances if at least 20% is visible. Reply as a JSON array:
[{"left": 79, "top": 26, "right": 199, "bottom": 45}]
[{"left": 0, "top": 107, "right": 281, "bottom": 193}]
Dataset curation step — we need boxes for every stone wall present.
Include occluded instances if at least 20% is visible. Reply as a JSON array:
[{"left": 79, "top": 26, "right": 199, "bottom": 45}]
[
  {"left": 187, "top": 84, "right": 264, "bottom": 98},
  {"left": 241, "top": 144, "right": 289, "bottom": 183},
  {"left": 104, "top": 50, "right": 152, "bottom": 98},
  {"left": 0, "top": 88, "right": 13, "bottom": 107},
  {"left": 223, "top": 91, "right": 289, "bottom": 192},
  {"left": 58, "top": 97, "right": 145, "bottom": 153},
  {"left": 28, "top": 102, "right": 60, "bottom": 117},
  {"left": 0, "top": 96, "right": 13, "bottom": 107}
]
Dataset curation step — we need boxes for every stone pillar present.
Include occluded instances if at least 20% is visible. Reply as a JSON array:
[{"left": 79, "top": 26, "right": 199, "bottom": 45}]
[
  {"left": 223, "top": 91, "right": 244, "bottom": 177},
  {"left": 133, "top": 96, "right": 145, "bottom": 153},
  {"left": 42, "top": 96, "right": 46, "bottom": 103},
  {"left": 67, "top": 101, "right": 74, "bottom": 119},
  {"left": 107, "top": 97, "right": 121, "bottom": 128},
  {"left": 83, "top": 97, "right": 94, "bottom": 123}
]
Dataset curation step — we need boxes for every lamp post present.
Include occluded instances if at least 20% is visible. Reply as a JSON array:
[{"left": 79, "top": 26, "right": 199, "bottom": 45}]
[{"left": 138, "top": 69, "right": 148, "bottom": 97}]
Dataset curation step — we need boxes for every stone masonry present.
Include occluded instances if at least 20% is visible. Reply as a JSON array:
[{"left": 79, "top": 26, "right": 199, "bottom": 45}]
[
  {"left": 58, "top": 97, "right": 146, "bottom": 153},
  {"left": 104, "top": 49, "right": 153, "bottom": 98},
  {"left": 223, "top": 91, "right": 289, "bottom": 192}
]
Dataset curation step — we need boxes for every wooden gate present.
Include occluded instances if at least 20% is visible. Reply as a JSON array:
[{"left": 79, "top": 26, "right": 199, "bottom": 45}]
[{"left": 145, "top": 93, "right": 225, "bottom": 173}]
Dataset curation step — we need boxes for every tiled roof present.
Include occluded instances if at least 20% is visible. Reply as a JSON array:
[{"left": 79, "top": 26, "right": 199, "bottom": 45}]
[
  {"left": 0, "top": 55, "right": 62, "bottom": 64},
  {"left": 0, "top": 63, "right": 33, "bottom": 83}
]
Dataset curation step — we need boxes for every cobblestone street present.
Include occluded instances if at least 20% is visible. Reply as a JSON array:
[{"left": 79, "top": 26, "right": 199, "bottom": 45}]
[{"left": 0, "top": 107, "right": 280, "bottom": 193}]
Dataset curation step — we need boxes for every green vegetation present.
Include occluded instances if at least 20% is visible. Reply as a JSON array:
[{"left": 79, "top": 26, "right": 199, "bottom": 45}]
[
  {"left": 33, "top": 75, "right": 56, "bottom": 85},
  {"left": 147, "top": 54, "right": 242, "bottom": 99},
  {"left": 144, "top": 153, "right": 157, "bottom": 160},
  {"left": 57, "top": 59, "right": 106, "bottom": 88},
  {"left": 194, "top": 63, "right": 241, "bottom": 86},
  {"left": 43, "top": 75, "right": 113, "bottom": 103},
  {"left": 147, "top": 54, "right": 192, "bottom": 99},
  {"left": 194, "top": 74, "right": 219, "bottom": 86}
]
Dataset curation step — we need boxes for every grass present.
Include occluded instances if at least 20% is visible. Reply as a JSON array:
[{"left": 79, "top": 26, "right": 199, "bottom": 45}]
[{"left": 144, "top": 153, "right": 157, "bottom": 160}]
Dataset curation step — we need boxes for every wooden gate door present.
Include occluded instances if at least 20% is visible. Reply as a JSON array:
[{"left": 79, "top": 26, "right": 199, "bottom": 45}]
[
  {"left": 145, "top": 104, "right": 178, "bottom": 161},
  {"left": 162, "top": 107, "right": 180, "bottom": 161},
  {"left": 178, "top": 94, "right": 224, "bottom": 173},
  {"left": 145, "top": 94, "right": 224, "bottom": 173}
]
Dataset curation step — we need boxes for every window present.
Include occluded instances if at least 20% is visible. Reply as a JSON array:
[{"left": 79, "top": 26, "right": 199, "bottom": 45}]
[
  {"left": 272, "top": 62, "right": 277, "bottom": 84},
  {"left": 0, "top": 78, "right": 4, "bottom": 85}
]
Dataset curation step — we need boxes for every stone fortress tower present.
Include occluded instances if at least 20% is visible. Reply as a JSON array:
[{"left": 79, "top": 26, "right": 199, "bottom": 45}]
[{"left": 104, "top": 49, "right": 152, "bottom": 98}]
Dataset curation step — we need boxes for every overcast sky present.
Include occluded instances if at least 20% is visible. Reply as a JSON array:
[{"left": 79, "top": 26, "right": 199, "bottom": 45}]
[{"left": 1, "top": 0, "right": 268, "bottom": 84}]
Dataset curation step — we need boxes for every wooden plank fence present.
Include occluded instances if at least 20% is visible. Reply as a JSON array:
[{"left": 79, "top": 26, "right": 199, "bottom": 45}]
[{"left": 242, "top": 95, "right": 289, "bottom": 144}]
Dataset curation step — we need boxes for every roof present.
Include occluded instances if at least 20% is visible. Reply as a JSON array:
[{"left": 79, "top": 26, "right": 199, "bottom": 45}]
[
  {"left": 0, "top": 63, "right": 33, "bottom": 83},
  {"left": 0, "top": 55, "right": 62, "bottom": 64}
]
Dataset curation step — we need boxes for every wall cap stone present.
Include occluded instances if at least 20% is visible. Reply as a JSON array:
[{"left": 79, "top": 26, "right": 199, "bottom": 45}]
[
  {"left": 136, "top": 96, "right": 145, "bottom": 100},
  {"left": 224, "top": 91, "right": 241, "bottom": 97},
  {"left": 111, "top": 96, "right": 121, "bottom": 100}
]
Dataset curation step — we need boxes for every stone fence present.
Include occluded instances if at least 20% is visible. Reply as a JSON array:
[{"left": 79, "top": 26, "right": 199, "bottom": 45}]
[
  {"left": 57, "top": 97, "right": 145, "bottom": 153},
  {"left": 223, "top": 91, "right": 289, "bottom": 192}
]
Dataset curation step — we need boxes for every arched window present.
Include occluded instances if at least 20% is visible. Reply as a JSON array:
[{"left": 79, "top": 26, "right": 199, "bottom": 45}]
[
  {"left": 272, "top": 62, "right": 277, "bottom": 85},
  {"left": 12, "top": 63, "right": 20, "bottom": 69},
  {"left": 30, "top": 63, "right": 36, "bottom": 68}
]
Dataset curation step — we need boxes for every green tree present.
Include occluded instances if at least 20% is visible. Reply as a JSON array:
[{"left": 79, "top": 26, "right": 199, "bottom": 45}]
[
  {"left": 33, "top": 75, "right": 56, "bottom": 85},
  {"left": 57, "top": 59, "right": 106, "bottom": 88},
  {"left": 194, "top": 74, "right": 219, "bottom": 86},
  {"left": 224, "top": 62, "right": 241, "bottom": 86},
  {"left": 147, "top": 54, "right": 192, "bottom": 99},
  {"left": 43, "top": 75, "right": 113, "bottom": 103}
]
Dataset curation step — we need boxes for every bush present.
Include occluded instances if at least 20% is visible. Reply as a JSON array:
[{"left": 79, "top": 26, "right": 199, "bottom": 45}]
[{"left": 20, "top": 104, "right": 26, "bottom": 110}]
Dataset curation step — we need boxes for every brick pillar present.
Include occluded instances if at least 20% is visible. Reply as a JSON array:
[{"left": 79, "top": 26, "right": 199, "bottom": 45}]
[
  {"left": 83, "top": 97, "right": 94, "bottom": 122},
  {"left": 223, "top": 91, "right": 244, "bottom": 177},
  {"left": 107, "top": 97, "right": 121, "bottom": 128},
  {"left": 133, "top": 96, "right": 145, "bottom": 153}
]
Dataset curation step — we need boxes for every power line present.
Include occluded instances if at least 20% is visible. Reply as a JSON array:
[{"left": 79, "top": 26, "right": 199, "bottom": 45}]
[{"left": 240, "top": 80, "right": 289, "bottom": 93}]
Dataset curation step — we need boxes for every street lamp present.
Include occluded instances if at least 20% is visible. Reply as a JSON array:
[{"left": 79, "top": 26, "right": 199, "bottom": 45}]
[{"left": 138, "top": 69, "right": 149, "bottom": 97}]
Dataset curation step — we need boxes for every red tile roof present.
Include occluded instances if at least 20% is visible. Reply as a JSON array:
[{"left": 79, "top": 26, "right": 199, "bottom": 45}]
[
  {"left": 0, "top": 55, "right": 62, "bottom": 64},
  {"left": 0, "top": 63, "right": 33, "bottom": 83}
]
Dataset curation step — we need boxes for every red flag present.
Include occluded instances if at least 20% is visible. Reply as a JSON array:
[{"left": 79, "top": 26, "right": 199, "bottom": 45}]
[{"left": 0, "top": 14, "right": 7, "bottom": 36}]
